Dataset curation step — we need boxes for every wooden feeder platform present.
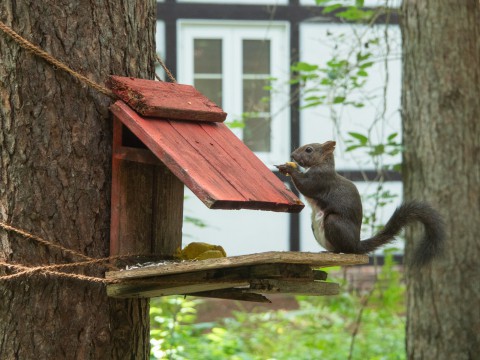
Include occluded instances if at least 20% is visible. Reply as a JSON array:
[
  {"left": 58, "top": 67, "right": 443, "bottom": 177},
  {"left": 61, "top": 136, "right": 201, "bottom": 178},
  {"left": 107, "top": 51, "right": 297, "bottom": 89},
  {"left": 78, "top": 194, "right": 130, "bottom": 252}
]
[
  {"left": 106, "top": 252, "right": 368, "bottom": 303},
  {"left": 105, "top": 77, "right": 367, "bottom": 302}
]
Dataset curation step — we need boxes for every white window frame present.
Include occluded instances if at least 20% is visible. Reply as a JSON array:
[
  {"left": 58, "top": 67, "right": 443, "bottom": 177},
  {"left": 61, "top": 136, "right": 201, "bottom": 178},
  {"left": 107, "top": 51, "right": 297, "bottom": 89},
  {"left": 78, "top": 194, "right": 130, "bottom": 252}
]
[{"left": 177, "top": 20, "right": 291, "bottom": 166}]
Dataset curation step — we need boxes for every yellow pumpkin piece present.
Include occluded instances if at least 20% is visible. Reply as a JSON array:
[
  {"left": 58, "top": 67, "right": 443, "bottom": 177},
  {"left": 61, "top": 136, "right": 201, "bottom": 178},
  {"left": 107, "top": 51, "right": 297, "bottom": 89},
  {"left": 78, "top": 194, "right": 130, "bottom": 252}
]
[
  {"left": 286, "top": 161, "right": 298, "bottom": 169},
  {"left": 177, "top": 242, "right": 227, "bottom": 260},
  {"left": 195, "top": 250, "right": 227, "bottom": 260}
]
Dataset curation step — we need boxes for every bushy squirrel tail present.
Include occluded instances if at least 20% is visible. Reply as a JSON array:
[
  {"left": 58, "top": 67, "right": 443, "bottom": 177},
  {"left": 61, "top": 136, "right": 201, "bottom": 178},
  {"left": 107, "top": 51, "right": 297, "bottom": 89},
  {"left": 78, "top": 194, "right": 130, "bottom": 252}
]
[{"left": 358, "top": 201, "right": 445, "bottom": 267}]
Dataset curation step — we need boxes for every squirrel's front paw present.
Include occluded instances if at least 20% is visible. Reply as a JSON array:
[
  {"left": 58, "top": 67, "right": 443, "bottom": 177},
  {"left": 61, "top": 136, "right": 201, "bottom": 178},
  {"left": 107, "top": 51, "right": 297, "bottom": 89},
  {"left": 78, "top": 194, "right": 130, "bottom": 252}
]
[{"left": 275, "top": 162, "right": 298, "bottom": 175}]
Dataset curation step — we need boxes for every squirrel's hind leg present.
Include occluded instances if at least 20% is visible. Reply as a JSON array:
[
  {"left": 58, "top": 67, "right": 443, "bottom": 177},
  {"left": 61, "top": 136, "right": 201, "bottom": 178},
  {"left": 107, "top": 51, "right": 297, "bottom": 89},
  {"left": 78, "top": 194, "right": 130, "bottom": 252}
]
[{"left": 323, "top": 214, "right": 362, "bottom": 254}]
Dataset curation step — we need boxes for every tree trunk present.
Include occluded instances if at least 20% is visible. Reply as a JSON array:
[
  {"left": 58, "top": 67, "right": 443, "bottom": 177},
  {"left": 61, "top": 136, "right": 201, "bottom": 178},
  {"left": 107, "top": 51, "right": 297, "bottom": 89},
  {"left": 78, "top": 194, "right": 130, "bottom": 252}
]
[
  {"left": 401, "top": 1, "right": 480, "bottom": 359},
  {"left": 0, "top": 1, "right": 156, "bottom": 358}
]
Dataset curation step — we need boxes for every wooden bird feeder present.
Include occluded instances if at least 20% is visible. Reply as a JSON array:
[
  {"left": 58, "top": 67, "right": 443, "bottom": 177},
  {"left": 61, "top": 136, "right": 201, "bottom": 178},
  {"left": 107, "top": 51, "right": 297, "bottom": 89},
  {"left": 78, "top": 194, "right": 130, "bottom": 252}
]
[{"left": 106, "top": 76, "right": 368, "bottom": 302}]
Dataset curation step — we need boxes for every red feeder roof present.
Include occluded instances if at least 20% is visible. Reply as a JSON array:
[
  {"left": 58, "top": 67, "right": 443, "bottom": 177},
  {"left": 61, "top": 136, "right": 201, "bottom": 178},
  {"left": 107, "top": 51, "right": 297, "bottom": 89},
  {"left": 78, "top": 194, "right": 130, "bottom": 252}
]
[
  {"left": 108, "top": 77, "right": 303, "bottom": 213},
  {"left": 107, "top": 76, "right": 227, "bottom": 122}
]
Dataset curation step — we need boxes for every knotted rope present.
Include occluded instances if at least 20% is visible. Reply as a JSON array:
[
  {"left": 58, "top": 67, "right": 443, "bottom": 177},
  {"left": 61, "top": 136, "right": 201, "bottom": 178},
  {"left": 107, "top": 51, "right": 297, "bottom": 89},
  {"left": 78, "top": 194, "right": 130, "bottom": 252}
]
[{"left": 0, "top": 20, "right": 116, "bottom": 98}]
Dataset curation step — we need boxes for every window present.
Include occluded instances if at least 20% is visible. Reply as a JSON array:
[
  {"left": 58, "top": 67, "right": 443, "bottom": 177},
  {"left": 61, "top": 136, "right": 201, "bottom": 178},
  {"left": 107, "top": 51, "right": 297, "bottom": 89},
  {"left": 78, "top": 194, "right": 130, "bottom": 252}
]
[
  {"left": 242, "top": 39, "right": 271, "bottom": 152},
  {"left": 178, "top": 21, "right": 290, "bottom": 166},
  {"left": 193, "top": 39, "right": 223, "bottom": 106}
]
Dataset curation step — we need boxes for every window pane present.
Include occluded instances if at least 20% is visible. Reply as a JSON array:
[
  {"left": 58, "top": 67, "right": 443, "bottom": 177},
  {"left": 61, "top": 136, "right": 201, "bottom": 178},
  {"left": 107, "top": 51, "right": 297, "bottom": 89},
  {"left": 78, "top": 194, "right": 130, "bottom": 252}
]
[
  {"left": 194, "top": 39, "right": 222, "bottom": 74},
  {"left": 194, "top": 79, "right": 222, "bottom": 106},
  {"left": 243, "top": 40, "right": 270, "bottom": 74},
  {"left": 243, "top": 117, "right": 271, "bottom": 152},
  {"left": 243, "top": 79, "right": 270, "bottom": 113},
  {"left": 243, "top": 41, "right": 271, "bottom": 153}
]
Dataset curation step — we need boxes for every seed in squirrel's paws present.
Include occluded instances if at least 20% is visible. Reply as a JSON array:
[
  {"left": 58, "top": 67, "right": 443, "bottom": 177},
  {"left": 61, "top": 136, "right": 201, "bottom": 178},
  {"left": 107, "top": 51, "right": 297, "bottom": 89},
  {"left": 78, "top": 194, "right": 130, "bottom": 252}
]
[{"left": 286, "top": 162, "right": 298, "bottom": 168}]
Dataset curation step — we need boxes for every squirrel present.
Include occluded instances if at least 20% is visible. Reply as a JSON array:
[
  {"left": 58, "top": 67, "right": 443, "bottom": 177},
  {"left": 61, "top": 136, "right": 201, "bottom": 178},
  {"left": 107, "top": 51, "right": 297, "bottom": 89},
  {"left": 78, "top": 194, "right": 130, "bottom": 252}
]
[{"left": 276, "top": 141, "right": 445, "bottom": 267}]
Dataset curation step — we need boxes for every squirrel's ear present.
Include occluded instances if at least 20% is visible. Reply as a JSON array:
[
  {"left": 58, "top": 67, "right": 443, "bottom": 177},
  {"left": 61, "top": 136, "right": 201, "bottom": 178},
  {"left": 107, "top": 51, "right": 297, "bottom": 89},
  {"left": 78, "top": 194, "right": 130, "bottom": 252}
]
[{"left": 322, "top": 141, "right": 336, "bottom": 152}]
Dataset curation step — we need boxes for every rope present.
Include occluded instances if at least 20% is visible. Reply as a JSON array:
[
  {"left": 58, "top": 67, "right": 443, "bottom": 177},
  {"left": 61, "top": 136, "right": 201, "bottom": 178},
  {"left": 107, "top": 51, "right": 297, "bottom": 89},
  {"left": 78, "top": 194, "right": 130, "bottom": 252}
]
[
  {"left": 0, "top": 20, "right": 116, "bottom": 98},
  {"left": 0, "top": 261, "right": 117, "bottom": 284},
  {"left": 0, "top": 21, "right": 179, "bottom": 98},
  {"left": 0, "top": 220, "right": 94, "bottom": 262},
  {"left": 156, "top": 54, "right": 177, "bottom": 83},
  {"left": 0, "top": 221, "right": 172, "bottom": 284}
]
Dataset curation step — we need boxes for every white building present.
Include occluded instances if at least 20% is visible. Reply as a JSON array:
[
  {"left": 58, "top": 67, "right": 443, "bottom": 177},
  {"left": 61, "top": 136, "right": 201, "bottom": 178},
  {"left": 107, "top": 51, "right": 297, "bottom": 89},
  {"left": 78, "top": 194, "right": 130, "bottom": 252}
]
[{"left": 155, "top": 0, "right": 404, "bottom": 258}]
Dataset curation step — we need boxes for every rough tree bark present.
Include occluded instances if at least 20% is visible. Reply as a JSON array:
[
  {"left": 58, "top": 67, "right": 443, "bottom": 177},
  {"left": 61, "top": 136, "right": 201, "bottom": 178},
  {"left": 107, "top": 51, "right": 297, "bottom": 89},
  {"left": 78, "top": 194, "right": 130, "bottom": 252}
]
[
  {"left": 402, "top": 1, "right": 480, "bottom": 359},
  {"left": 0, "top": 1, "right": 156, "bottom": 358}
]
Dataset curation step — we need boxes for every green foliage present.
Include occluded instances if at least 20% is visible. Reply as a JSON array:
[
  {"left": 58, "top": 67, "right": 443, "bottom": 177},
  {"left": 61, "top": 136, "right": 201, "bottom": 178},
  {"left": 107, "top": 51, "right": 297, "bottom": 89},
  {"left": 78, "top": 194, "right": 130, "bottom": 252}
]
[
  {"left": 345, "top": 131, "right": 402, "bottom": 172},
  {"left": 346, "top": 131, "right": 402, "bottom": 157},
  {"left": 315, "top": 0, "right": 374, "bottom": 22},
  {"left": 290, "top": 32, "right": 378, "bottom": 110},
  {"left": 150, "top": 297, "right": 207, "bottom": 360},
  {"left": 183, "top": 216, "right": 208, "bottom": 229},
  {"left": 150, "top": 256, "right": 405, "bottom": 360}
]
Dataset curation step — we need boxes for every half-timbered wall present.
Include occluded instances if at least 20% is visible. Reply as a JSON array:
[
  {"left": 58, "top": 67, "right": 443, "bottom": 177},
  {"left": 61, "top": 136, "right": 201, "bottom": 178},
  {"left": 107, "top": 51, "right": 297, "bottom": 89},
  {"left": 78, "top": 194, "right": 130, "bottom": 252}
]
[{"left": 156, "top": 0, "right": 403, "bottom": 257}]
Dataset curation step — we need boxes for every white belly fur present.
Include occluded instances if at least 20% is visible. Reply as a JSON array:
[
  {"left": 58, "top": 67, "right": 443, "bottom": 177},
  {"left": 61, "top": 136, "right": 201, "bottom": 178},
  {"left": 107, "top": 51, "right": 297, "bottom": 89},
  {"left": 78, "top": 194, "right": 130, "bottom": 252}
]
[{"left": 305, "top": 197, "right": 335, "bottom": 251}]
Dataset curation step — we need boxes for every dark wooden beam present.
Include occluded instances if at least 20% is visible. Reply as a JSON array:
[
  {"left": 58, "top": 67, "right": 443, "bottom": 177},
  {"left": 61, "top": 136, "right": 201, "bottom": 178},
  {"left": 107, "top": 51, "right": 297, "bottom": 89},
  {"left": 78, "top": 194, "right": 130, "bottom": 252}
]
[{"left": 156, "top": 3, "right": 399, "bottom": 24}]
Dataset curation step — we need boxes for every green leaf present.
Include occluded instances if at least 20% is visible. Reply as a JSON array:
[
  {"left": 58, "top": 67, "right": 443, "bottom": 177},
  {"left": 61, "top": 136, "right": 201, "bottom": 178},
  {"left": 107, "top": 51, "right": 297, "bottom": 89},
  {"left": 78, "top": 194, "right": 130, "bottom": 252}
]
[
  {"left": 369, "top": 144, "right": 386, "bottom": 156},
  {"left": 393, "top": 163, "right": 402, "bottom": 172},
  {"left": 327, "top": 59, "right": 349, "bottom": 69},
  {"left": 301, "top": 101, "right": 324, "bottom": 109},
  {"left": 348, "top": 132, "right": 368, "bottom": 144},
  {"left": 359, "top": 61, "right": 374, "bottom": 69},
  {"left": 292, "top": 62, "right": 319, "bottom": 72},
  {"left": 304, "top": 96, "right": 322, "bottom": 101},
  {"left": 336, "top": 7, "right": 374, "bottom": 21},
  {"left": 387, "top": 132, "right": 398, "bottom": 141},
  {"left": 345, "top": 144, "right": 364, "bottom": 152},
  {"left": 323, "top": 4, "right": 343, "bottom": 14},
  {"left": 320, "top": 78, "right": 333, "bottom": 85},
  {"left": 226, "top": 120, "right": 245, "bottom": 129},
  {"left": 356, "top": 51, "right": 372, "bottom": 62},
  {"left": 184, "top": 216, "right": 207, "bottom": 228},
  {"left": 388, "top": 149, "right": 401, "bottom": 156},
  {"left": 333, "top": 96, "right": 346, "bottom": 104},
  {"left": 357, "top": 69, "right": 368, "bottom": 77}
]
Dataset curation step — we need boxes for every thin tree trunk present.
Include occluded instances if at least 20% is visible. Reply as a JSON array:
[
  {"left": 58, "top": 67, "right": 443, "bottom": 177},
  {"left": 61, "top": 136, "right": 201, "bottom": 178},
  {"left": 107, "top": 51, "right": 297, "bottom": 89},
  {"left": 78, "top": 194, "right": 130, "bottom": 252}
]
[
  {"left": 0, "top": 1, "right": 156, "bottom": 358},
  {"left": 401, "top": 1, "right": 480, "bottom": 359}
]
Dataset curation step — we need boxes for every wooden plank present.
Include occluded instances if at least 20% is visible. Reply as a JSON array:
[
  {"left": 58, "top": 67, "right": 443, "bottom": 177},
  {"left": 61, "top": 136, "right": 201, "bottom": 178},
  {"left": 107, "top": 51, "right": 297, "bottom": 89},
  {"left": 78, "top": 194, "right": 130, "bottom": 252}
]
[
  {"left": 191, "top": 289, "right": 272, "bottom": 303},
  {"left": 123, "top": 263, "right": 315, "bottom": 283},
  {"left": 176, "top": 122, "right": 302, "bottom": 211},
  {"left": 107, "top": 280, "right": 249, "bottom": 299},
  {"left": 200, "top": 122, "right": 303, "bottom": 208},
  {"left": 109, "top": 117, "right": 184, "bottom": 258},
  {"left": 152, "top": 164, "right": 185, "bottom": 256},
  {"left": 108, "top": 278, "right": 339, "bottom": 299},
  {"left": 106, "top": 252, "right": 369, "bottom": 280},
  {"left": 249, "top": 280, "right": 339, "bottom": 296},
  {"left": 107, "top": 76, "right": 227, "bottom": 122},
  {"left": 110, "top": 117, "right": 123, "bottom": 256},
  {"left": 110, "top": 141, "right": 156, "bottom": 255},
  {"left": 111, "top": 263, "right": 315, "bottom": 285},
  {"left": 113, "top": 146, "right": 162, "bottom": 166},
  {"left": 107, "top": 263, "right": 315, "bottom": 299},
  {"left": 110, "top": 100, "right": 304, "bottom": 212}
]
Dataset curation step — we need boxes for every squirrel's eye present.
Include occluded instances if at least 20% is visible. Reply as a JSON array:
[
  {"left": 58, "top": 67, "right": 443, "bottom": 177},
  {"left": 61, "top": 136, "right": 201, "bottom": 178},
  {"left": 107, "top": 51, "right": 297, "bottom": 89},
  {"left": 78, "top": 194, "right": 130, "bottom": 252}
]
[{"left": 305, "top": 147, "right": 313, "bottom": 153}]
